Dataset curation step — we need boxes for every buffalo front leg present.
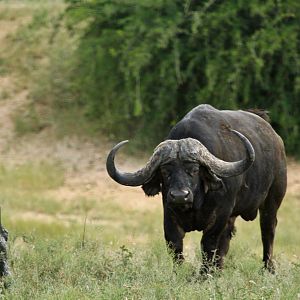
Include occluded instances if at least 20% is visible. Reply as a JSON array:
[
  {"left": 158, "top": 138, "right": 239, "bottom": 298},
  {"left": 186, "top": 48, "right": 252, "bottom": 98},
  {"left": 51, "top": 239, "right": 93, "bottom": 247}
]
[
  {"left": 200, "top": 218, "right": 228, "bottom": 273},
  {"left": 216, "top": 216, "right": 237, "bottom": 269},
  {"left": 164, "top": 213, "right": 185, "bottom": 263}
]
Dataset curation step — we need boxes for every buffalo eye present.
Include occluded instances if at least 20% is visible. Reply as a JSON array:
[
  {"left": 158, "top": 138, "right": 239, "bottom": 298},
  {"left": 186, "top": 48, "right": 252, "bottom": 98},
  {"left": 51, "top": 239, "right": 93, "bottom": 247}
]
[
  {"left": 188, "top": 168, "right": 199, "bottom": 177},
  {"left": 184, "top": 164, "right": 199, "bottom": 177}
]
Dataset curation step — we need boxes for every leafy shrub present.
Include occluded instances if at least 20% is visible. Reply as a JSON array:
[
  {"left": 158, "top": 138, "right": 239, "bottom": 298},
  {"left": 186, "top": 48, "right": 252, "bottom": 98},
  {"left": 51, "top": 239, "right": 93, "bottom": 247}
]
[{"left": 65, "top": 0, "right": 300, "bottom": 154}]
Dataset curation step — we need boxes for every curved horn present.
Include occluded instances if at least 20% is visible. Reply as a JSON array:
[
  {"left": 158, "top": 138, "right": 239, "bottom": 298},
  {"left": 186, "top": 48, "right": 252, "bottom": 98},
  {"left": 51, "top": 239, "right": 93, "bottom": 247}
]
[
  {"left": 106, "top": 140, "right": 164, "bottom": 186},
  {"left": 198, "top": 129, "right": 255, "bottom": 177}
]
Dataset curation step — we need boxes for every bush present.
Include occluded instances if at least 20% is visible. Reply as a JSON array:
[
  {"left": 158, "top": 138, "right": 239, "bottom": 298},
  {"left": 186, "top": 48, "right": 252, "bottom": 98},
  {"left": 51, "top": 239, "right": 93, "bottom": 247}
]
[{"left": 64, "top": 1, "right": 299, "bottom": 153}]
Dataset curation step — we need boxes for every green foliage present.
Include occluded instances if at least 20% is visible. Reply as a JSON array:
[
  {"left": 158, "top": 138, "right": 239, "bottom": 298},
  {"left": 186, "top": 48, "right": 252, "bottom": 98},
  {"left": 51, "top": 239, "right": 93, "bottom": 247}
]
[{"left": 65, "top": 0, "right": 300, "bottom": 153}]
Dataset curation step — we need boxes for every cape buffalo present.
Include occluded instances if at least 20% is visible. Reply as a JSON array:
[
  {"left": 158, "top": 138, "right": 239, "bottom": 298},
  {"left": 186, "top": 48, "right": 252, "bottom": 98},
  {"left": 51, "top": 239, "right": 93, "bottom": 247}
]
[{"left": 106, "top": 104, "right": 287, "bottom": 273}]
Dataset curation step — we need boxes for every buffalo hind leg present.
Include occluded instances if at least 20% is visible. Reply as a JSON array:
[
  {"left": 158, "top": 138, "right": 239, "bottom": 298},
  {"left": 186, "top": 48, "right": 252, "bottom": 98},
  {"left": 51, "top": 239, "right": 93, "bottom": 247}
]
[
  {"left": 259, "top": 180, "right": 286, "bottom": 273},
  {"left": 259, "top": 206, "right": 279, "bottom": 273}
]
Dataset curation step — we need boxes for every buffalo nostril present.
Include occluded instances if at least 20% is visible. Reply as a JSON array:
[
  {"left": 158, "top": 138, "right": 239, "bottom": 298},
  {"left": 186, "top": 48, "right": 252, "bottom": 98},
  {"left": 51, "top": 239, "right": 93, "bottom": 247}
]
[
  {"left": 182, "top": 189, "right": 190, "bottom": 199},
  {"left": 170, "top": 191, "right": 176, "bottom": 200}
]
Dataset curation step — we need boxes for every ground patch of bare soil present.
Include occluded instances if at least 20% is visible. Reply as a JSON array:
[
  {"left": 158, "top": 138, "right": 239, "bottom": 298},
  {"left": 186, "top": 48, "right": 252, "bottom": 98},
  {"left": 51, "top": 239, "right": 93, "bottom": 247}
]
[{"left": 287, "top": 159, "right": 300, "bottom": 197}]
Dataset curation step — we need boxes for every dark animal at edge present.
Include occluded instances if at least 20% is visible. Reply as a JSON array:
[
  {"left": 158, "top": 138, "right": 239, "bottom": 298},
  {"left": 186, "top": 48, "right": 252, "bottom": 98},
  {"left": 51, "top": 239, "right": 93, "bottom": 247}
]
[
  {"left": 0, "top": 208, "right": 9, "bottom": 278},
  {"left": 106, "top": 104, "right": 287, "bottom": 273}
]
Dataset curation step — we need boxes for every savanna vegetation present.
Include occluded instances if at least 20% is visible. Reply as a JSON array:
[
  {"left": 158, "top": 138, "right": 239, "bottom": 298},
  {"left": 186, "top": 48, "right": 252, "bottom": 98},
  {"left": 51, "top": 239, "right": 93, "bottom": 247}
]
[
  {"left": 3, "top": 0, "right": 299, "bottom": 153},
  {"left": 0, "top": 0, "right": 299, "bottom": 299},
  {"left": 63, "top": 0, "right": 300, "bottom": 153},
  {"left": 1, "top": 156, "right": 300, "bottom": 299}
]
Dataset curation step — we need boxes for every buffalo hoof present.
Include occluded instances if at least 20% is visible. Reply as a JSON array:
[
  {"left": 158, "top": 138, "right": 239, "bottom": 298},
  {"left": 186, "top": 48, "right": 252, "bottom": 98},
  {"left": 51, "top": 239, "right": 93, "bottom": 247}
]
[{"left": 264, "top": 260, "right": 276, "bottom": 274}]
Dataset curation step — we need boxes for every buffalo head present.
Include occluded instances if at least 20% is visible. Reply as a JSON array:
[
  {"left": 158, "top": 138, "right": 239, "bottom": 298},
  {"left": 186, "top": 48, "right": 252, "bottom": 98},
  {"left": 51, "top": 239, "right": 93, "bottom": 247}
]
[{"left": 106, "top": 130, "right": 255, "bottom": 209}]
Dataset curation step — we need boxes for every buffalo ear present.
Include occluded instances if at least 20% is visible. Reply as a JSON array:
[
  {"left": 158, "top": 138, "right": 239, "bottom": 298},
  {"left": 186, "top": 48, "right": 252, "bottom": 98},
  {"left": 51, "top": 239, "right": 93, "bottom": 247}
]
[
  {"left": 142, "top": 173, "right": 161, "bottom": 196},
  {"left": 202, "top": 169, "right": 224, "bottom": 193}
]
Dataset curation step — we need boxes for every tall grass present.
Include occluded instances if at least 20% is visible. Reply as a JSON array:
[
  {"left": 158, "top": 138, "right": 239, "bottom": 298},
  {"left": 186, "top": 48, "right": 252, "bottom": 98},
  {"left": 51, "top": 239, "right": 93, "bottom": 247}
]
[
  {"left": 5, "top": 229, "right": 300, "bottom": 299},
  {"left": 0, "top": 161, "right": 299, "bottom": 299}
]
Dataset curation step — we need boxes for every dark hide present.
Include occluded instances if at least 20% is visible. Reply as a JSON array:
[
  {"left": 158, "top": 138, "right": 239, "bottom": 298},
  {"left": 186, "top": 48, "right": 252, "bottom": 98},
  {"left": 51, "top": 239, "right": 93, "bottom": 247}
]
[
  {"left": 245, "top": 108, "right": 270, "bottom": 123},
  {"left": 142, "top": 105, "right": 286, "bottom": 272},
  {"left": 0, "top": 225, "right": 9, "bottom": 277}
]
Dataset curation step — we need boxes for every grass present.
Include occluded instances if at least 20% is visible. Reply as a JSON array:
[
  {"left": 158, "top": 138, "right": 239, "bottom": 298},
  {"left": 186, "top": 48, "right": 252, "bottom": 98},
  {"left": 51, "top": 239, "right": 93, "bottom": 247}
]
[
  {"left": 0, "top": 2, "right": 65, "bottom": 81},
  {"left": 0, "top": 162, "right": 64, "bottom": 191},
  {"left": 0, "top": 162, "right": 65, "bottom": 216},
  {"left": 4, "top": 230, "right": 300, "bottom": 299},
  {"left": 0, "top": 160, "right": 299, "bottom": 299}
]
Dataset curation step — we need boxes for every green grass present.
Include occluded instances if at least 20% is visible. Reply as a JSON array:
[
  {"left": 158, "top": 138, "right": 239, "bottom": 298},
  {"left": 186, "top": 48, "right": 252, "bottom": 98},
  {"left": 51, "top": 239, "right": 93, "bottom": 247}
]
[
  {"left": 0, "top": 162, "right": 64, "bottom": 217},
  {"left": 0, "top": 162, "right": 64, "bottom": 191},
  {"left": 4, "top": 232, "right": 300, "bottom": 299},
  {"left": 0, "top": 161, "right": 299, "bottom": 299}
]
